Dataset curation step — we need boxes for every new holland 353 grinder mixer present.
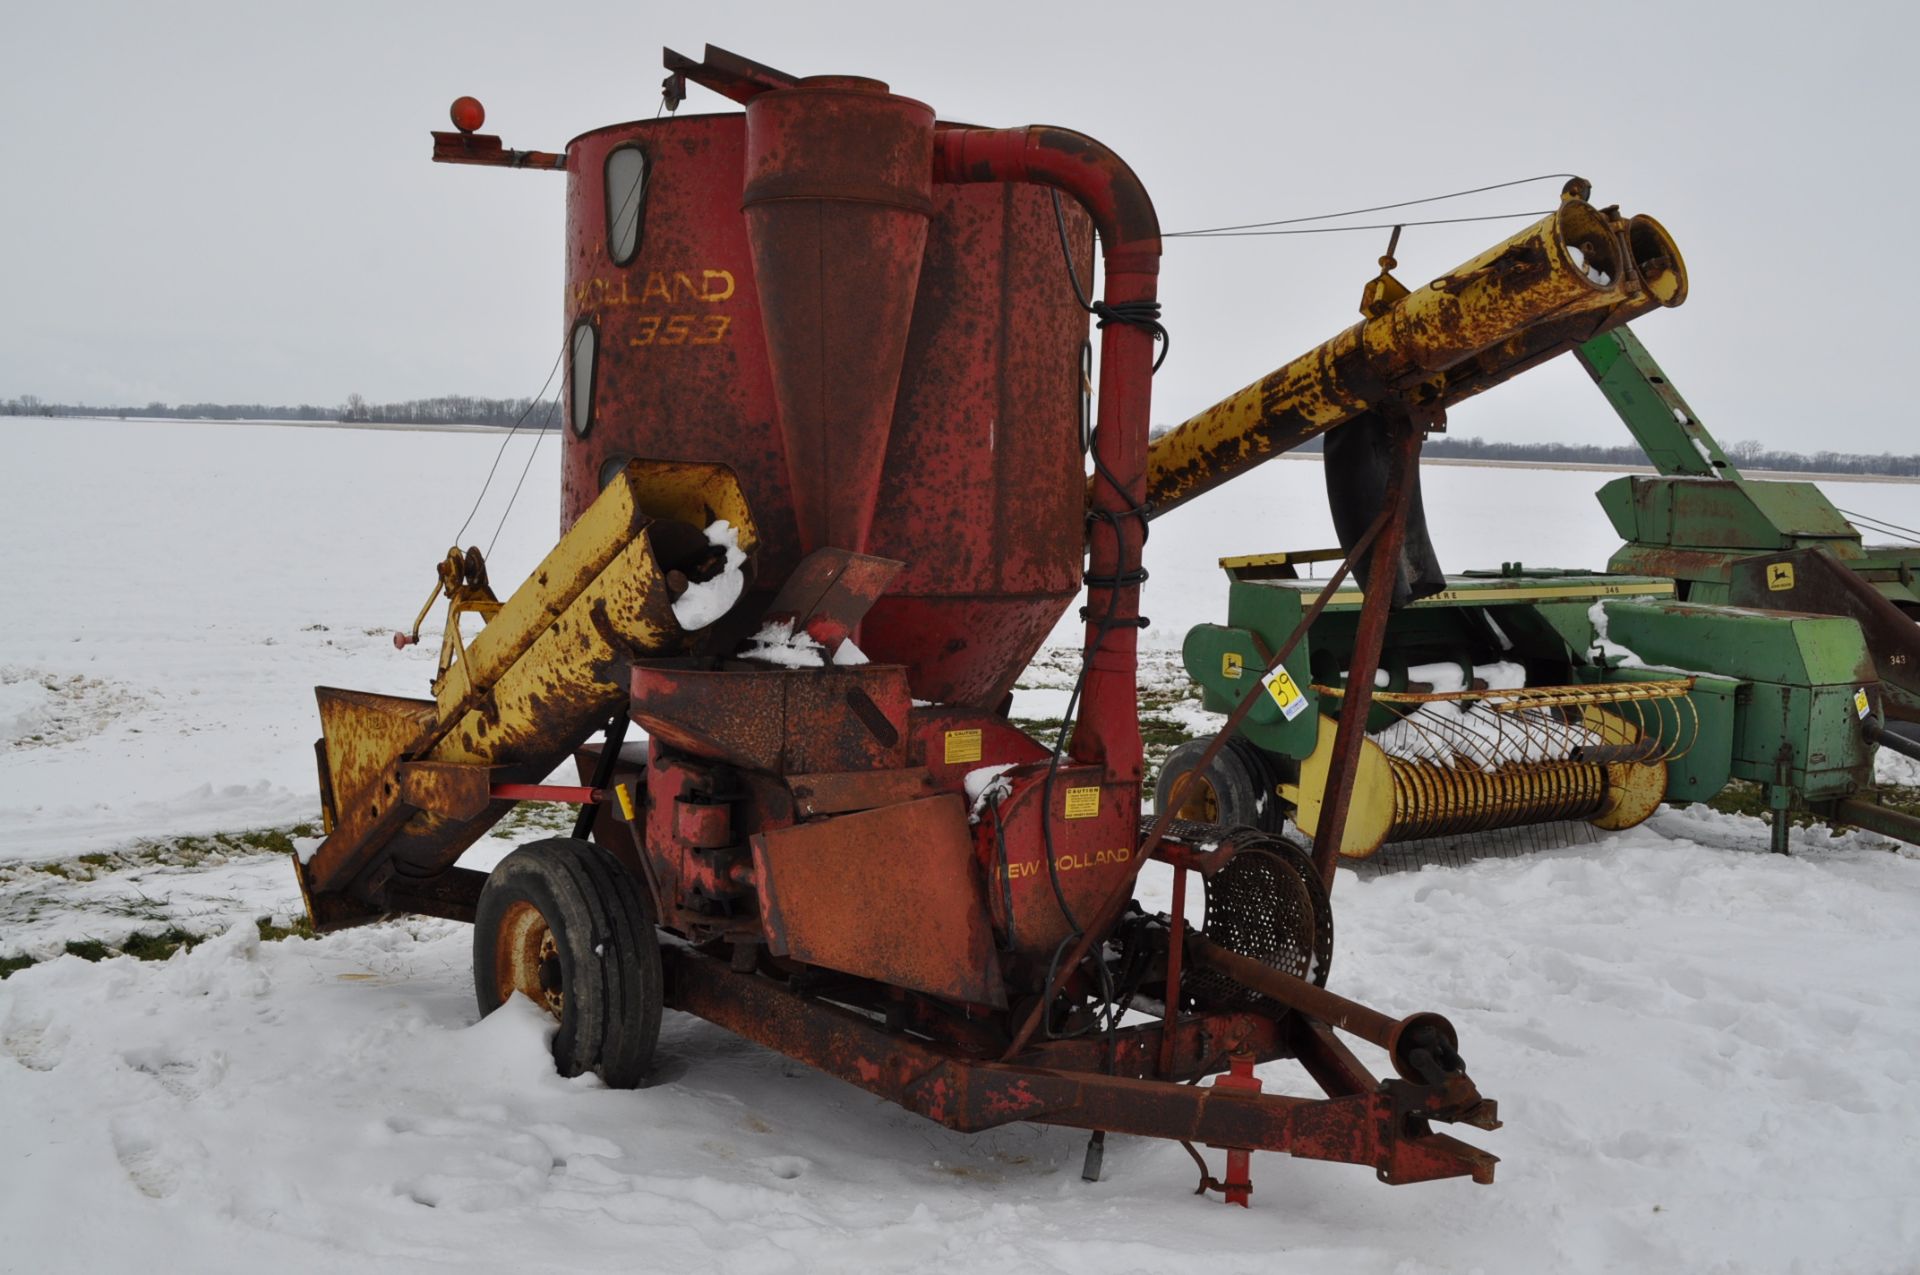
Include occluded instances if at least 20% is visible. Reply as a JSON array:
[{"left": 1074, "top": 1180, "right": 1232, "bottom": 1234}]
[{"left": 296, "top": 45, "right": 1688, "bottom": 1203}]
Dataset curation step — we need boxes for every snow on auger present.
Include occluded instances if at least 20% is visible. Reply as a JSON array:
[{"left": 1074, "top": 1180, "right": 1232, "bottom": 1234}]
[{"left": 297, "top": 44, "right": 1691, "bottom": 1202}]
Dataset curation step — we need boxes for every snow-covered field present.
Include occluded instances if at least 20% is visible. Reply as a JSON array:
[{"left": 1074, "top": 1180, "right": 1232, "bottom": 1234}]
[{"left": 3, "top": 416, "right": 1919, "bottom": 1273}]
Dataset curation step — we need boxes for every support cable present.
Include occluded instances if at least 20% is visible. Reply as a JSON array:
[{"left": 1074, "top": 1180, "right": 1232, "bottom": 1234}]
[{"left": 1164, "top": 172, "right": 1579, "bottom": 237}]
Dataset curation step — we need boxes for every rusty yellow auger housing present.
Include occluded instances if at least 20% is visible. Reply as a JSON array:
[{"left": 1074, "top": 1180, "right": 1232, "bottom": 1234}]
[
  {"left": 1144, "top": 191, "right": 1687, "bottom": 517},
  {"left": 296, "top": 460, "right": 758, "bottom": 930}
]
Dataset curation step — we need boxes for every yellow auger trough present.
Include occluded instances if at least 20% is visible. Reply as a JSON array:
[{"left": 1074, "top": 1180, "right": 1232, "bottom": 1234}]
[{"left": 297, "top": 460, "right": 757, "bottom": 930}]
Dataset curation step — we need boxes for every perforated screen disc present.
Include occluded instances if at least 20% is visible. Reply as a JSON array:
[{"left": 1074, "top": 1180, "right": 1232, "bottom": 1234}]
[{"left": 1186, "top": 830, "right": 1333, "bottom": 1014}]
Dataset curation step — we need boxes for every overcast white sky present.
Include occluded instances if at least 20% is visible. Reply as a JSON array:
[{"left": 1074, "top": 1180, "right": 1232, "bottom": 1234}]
[{"left": 2, "top": 1, "right": 1914, "bottom": 452}]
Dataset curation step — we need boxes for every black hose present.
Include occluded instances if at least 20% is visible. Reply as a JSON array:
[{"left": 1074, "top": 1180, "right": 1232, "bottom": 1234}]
[
  {"left": 572, "top": 713, "right": 631, "bottom": 841},
  {"left": 1865, "top": 716, "right": 1920, "bottom": 765}
]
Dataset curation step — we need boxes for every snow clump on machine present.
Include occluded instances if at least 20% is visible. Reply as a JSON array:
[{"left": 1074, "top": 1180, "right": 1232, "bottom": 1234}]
[{"left": 671, "top": 521, "right": 748, "bottom": 630}]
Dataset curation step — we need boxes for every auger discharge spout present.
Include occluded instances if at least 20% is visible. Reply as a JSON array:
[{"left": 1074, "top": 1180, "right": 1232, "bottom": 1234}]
[{"left": 1144, "top": 195, "right": 1688, "bottom": 519}]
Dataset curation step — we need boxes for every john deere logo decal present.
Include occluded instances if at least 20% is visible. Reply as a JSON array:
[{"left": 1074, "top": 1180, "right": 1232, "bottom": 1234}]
[{"left": 1767, "top": 562, "right": 1795, "bottom": 591}]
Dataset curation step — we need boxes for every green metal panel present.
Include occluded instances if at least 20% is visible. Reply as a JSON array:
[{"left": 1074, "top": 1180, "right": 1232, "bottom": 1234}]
[
  {"left": 1575, "top": 328, "right": 1730, "bottom": 477},
  {"left": 1608, "top": 476, "right": 1859, "bottom": 552},
  {"left": 1638, "top": 671, "right": 1737, "bottom": 803},
  {"left": 1186, "top": 585, "right": 1320, "bottom": 758},
  {"left": 1596, "top": 476, "right": 1637, "bottom": 543},
  {"left": 1595, "top": 599, "right": 1875, "bottom": 792},
  {"left": 1803, "top": 685, "right": 1874, "bottom": 797},
  {"left": 1741, "top": 482, "right": 1860, "bottom": 546},
  {"left": 1583, "top": 328, "right": 1881, "bottom": 595},
  {"left": 1856, "top": 546, "right": 1920, "bottom": 608}
]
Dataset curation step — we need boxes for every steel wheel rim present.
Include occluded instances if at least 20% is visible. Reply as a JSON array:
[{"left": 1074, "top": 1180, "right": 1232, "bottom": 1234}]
[
  {"left": 1174, "top": 773, "right": 1220, "bottom": 822},
  {"left": 496, "top": 899, "right": 564, "bottom": 1016}
]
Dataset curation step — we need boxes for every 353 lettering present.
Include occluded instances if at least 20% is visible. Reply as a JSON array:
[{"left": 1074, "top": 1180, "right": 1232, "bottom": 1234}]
[{"left": 630, "top": 314, "right": 731, "bottom": 346}]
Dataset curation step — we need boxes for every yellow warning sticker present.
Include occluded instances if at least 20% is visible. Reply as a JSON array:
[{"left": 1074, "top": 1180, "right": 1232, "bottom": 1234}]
[
  {"left": 1221, "top": 651, "right": 1244, "bottom": 680},
  {"left": 1767, "top": 561, "right": 1795, "bottom": 592},
  {"left": 1856, "top": 687, "right": 1872, "bottom": 719},
  {"left": 1261, "top": 666, "right": 1310, "bottom": 722},
  {"left": 1064, "top": 786, "right": 1101, "bottom": 819},
  {"left": 944, "top": 728, "right": 983, "bottom": 765}
]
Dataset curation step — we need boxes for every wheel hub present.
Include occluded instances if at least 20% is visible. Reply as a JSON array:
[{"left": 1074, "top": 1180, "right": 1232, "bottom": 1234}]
[
  {"left": 496, "top": 899, "right": 565, "bottom": 1016},
  {"left": 1173, "top": 774, "right": 1220, "bottom": 822}
]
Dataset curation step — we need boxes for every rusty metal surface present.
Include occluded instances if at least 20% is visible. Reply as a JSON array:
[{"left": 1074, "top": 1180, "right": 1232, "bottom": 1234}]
[
  {"left": 744, "top": 78, "right": 933, "bottom": 557},
  {"left": 1309, "top": 421, "right": 1420, "bottom": 884},
  {"left": 1001, "top": 529, "right": 1386, "bottom": 1063},
  {"left": 1144, "top": 197, "right": 1687, "bottom": 518},
  {"left": 399, "top": 762, "right": 493, "bottom": 819},
  {"left": 663, "top": 44, "right": 800, "bottom": 105},
  {"left": 751, "top": 794, "right": 1005, "bottom": 1006},
  {"left": 663, "top": 944, "right": 1497, "bottom": 1186},
  {"left": 301, "top": 463, "right": 752, "bottom": 916},
  {"left": 975, "top": 764, "right": 1140, "bottom": 970},
  {"left": 631, "top": 662, "right": 911, "bottom": 774},
  {"left": 430, "top": 130, "right": 566, "bottom": 170},
  {"left": 761, "top": 547, "right": 903, "bottom": 654},
  {"left": 642, "top": 749, "right": 748, "bottom": 938},
  {"left": 559, "top": 114, "right": 1094, "bottom": 710},
  {"left": 862, "top": 178, "right": 1093, "bottom": 706},
  {"left": 786, "top": 767, "right": 936, "bottom": 816},
  {"left": 1192, "top": 936, "right": 1468, "bottom": 1097},
  {"left": 1185, "top": 836, "right": 1333, "bottom": 1016},
  {"left": 1830, "top": 794, "right": 1920, "bottom": 847},
  {"left": 312, "top": 689, "right": 435, "bottom": 827}
]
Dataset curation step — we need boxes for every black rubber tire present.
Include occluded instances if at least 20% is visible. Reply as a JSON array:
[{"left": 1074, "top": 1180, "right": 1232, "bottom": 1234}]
[
  {"left": 1154, "top": 736, "right": 1283, "bottom": 833},
  {"left": 473, "top": 837, "right": 662, "bottom": 1089}
]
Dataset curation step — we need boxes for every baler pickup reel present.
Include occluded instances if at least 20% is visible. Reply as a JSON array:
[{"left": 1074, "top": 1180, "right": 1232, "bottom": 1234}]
[{"left": 1290, "top": 676, "right": 1697, "bottom": 858}]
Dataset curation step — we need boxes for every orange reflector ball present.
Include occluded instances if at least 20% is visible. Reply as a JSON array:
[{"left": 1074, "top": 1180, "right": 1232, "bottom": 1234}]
[{"left": 449, "top": 96, "right": 486, "bottom": 134}]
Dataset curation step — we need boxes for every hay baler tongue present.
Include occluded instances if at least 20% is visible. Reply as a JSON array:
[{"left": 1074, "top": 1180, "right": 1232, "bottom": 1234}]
[{"left": 286, "top": 40, "right": 1722, "bottom": 1204}]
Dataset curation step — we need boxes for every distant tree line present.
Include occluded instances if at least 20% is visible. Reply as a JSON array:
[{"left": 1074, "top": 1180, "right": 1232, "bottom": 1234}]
[
  {"left": 1, "top": 393, "right": 560, "bottom": 429},
  {"left": 1417, "top": 433, "right": 1920, "bottom": 477},
  {"left": 1144, "top": 424, "right": 1920, "bottom": 478},
  {"left": 5, "top": 391, "right": 1917, "bottom": 475}
]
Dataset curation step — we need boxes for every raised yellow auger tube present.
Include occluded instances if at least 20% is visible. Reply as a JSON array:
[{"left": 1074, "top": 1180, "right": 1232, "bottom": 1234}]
[{"left": 1143, "top": 185, "right": 1688, "bottom": 517}]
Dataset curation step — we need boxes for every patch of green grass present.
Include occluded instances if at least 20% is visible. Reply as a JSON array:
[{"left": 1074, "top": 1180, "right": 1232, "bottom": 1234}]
[
  {"left": 255, "top": 915, "right": 314, "bottom": 943},
  {"left": 0, "top": 953, "right": 36, "bottom": 980},
  {"left": 1703, "top": 781, "right": 1823, "bottom": 829},
  {"left": 234, "top": 827, "right": 297, "bottom": 855},
  {"left": 1704, "top": 779, "right": 1920, "bottom": 832},
  {"left": 1138, "top": 716, "right": 1194, "bottom": 749},
  {"left": 119, "top": 927, "right": 203, "bottom": 961},
  {"left": 63, "top": 939, "right": 111, "bottom": 962},
  {"left": 1009, "top": 717, "right": 1066, "bottom": 741},
  {"left": 1874, "top": 785, "right": 1920, "bottom": 817},
  {"left": 13, "top": 819, "right": 328, "bottom": 881},
  {"left": 494, "top": 801, "right": 578, "bottom": 838},
  {"left": 1138, "top": 685, "right": 1200, "bottom": 713}
]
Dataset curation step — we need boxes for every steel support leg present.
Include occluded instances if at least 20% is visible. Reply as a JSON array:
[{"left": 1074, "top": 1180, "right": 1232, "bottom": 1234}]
[{"left": 1310, "top": 416, "right": 1423, "bottom": 888}]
